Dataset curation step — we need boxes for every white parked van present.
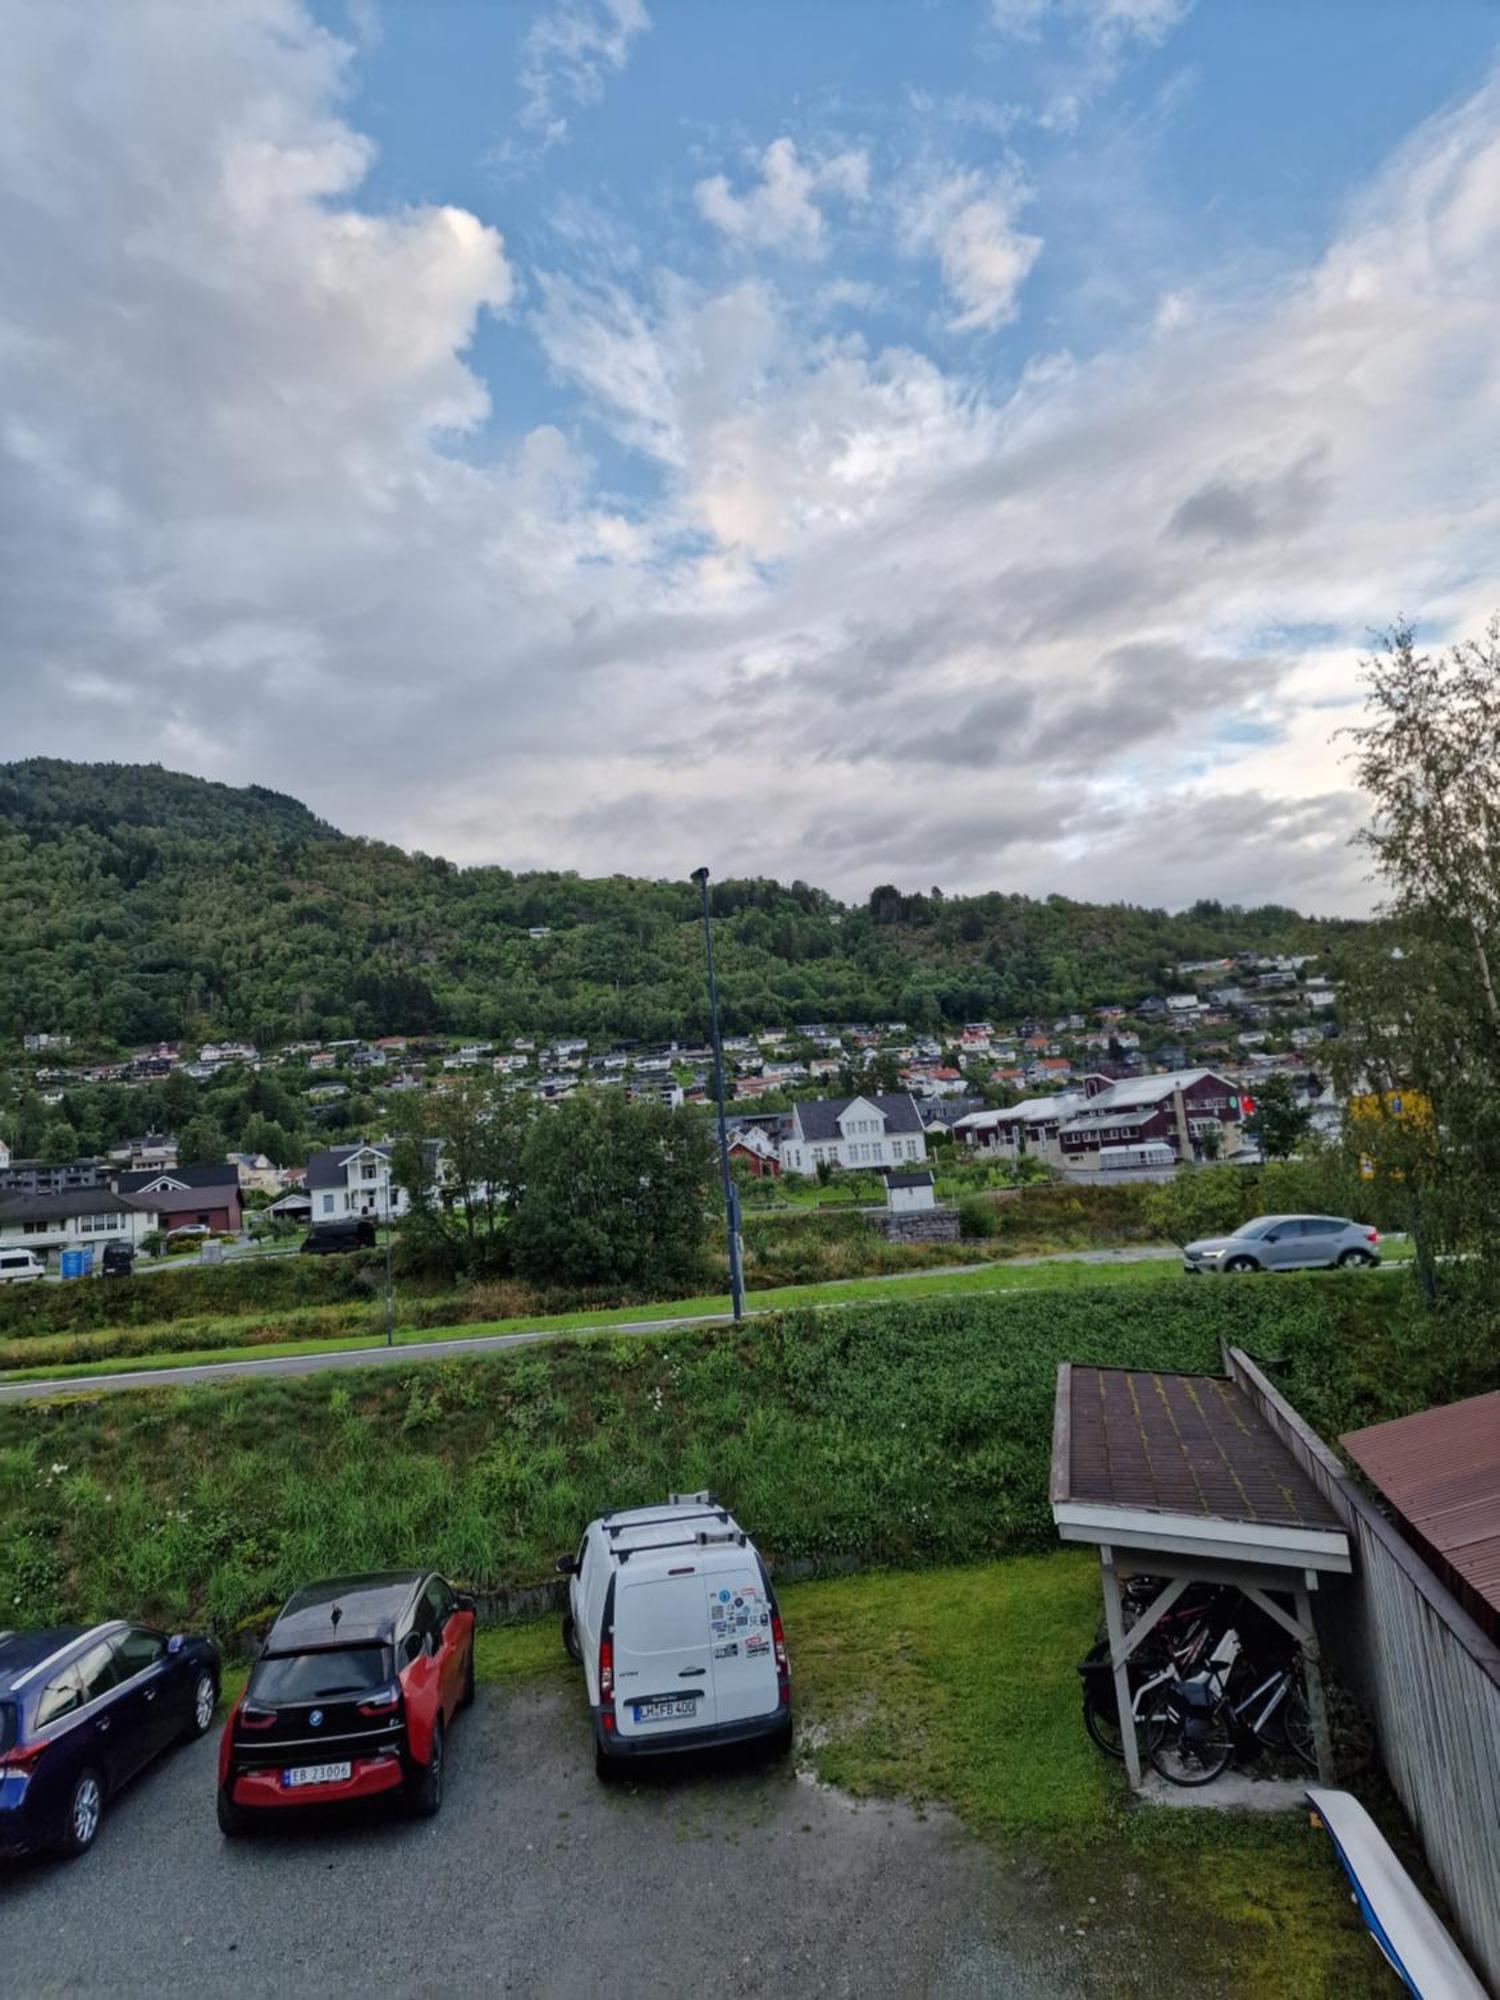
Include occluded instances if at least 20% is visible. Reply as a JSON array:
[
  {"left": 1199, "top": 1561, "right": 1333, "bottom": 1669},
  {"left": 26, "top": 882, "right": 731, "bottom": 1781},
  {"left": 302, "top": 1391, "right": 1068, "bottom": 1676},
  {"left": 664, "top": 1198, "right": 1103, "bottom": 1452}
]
[
  {"left": 557, "top": 1493, "right": 791, "bottom": 1776},
  {"left": 0, "top": 1249, "right": 44, "bottom": 1284}
]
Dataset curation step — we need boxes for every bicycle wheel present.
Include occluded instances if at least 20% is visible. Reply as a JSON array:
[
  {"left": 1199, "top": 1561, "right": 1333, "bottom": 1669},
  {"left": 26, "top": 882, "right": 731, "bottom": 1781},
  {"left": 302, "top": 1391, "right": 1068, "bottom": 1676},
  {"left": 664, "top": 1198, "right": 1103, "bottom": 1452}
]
[
  {"left": 1279, "top": 1687, "right": 1319, "bottom": 1771},
  {"left": 1145, "top": 1701, "right": 1234, "bottom": 1786},
  {"left": 1083, "top": 1689, "right": 1125, "bottom": 1760}
]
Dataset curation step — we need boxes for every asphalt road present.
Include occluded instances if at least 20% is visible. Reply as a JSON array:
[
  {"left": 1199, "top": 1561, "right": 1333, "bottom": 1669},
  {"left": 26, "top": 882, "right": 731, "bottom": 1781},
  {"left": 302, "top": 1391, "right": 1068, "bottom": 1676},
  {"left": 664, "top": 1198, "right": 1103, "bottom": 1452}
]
[
  {"left": 0, "top": 1249, "right": 1182, "bottom": 1405},
  {"left": 0, "top": 1679, "right": 1197, "bottom": 2000}
]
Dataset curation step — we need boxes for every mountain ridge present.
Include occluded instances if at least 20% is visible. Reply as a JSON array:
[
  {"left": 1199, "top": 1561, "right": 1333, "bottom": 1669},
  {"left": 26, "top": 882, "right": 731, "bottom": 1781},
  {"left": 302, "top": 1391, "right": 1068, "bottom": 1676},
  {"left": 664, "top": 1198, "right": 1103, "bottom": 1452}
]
[{"left": 0, "top": 759, "right": 1359, "bottom": 1046}]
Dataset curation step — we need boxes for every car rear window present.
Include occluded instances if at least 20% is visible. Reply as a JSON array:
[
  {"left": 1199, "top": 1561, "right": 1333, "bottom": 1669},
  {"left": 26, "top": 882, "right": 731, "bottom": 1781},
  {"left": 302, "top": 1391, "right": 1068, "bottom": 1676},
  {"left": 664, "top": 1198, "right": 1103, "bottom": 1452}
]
[
  {"left": 0, "top": 1699, "right": 16, "bottom": 1753},
  {"left": 249, "top": 1645, "right": 392, "bottom": 1702}
]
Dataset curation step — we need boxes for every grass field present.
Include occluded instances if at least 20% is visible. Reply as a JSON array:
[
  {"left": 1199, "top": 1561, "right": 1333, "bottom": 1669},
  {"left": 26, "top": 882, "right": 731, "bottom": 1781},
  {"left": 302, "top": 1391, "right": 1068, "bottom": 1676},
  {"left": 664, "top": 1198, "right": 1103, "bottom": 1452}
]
[
  {"left": 479, "top": 1558, "right": 1393, "bottom": 1999},
  {"left": 0, "top": 1247, "right": 1411, "bottom": 1385}
]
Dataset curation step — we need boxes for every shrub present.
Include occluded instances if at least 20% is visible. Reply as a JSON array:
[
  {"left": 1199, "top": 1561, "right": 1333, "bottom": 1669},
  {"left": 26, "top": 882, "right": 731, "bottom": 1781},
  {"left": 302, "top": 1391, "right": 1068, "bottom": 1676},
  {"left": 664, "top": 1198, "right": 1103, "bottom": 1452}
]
[{"left": 958, "top": 1196, "right": 998, "bottom": 1238}]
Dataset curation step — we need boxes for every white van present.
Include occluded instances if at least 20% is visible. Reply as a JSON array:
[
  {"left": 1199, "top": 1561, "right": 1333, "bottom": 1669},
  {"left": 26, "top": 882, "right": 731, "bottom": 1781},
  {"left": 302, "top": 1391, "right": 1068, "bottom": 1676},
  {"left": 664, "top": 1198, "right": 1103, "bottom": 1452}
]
[
  {"left": 557, "top": 1493, "right": 791, "bottom": 1776},
  {"left": 0, "top": 1249, "right": 44, "bottom": 1284}
]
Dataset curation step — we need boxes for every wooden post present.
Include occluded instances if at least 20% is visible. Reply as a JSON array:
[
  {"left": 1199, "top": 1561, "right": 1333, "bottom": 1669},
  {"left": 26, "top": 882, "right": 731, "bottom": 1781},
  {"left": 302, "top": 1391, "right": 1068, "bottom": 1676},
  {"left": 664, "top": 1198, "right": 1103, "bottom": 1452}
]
[
  {"left": 1100, "top": 1547, "right": 1141, "bottom": 1788},
  {"left": 1295, "top": 1583, "right": 1336, "bottom": 1783}
]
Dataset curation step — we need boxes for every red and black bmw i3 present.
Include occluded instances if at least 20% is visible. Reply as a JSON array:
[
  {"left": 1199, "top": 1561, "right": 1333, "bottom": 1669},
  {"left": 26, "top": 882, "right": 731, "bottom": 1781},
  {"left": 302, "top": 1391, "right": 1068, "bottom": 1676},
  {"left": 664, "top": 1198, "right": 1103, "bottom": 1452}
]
[{"left": 217, "top": 1571, "right": 475, "bottom": 1835}]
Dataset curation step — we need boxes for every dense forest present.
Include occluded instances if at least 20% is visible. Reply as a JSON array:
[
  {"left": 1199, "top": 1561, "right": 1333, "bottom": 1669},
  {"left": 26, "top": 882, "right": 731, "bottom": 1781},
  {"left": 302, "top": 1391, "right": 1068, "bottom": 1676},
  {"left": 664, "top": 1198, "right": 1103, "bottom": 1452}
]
[{"left": 0, "top": 759, "right": 1357, "bottom": 1046}]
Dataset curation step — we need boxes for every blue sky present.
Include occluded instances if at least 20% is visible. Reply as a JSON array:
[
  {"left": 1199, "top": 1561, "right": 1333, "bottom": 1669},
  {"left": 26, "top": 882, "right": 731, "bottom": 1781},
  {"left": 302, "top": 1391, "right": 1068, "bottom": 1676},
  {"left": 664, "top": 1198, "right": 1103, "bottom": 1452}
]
[{"left": 3, "top": 0, "right": 1500, "bottom": 912}]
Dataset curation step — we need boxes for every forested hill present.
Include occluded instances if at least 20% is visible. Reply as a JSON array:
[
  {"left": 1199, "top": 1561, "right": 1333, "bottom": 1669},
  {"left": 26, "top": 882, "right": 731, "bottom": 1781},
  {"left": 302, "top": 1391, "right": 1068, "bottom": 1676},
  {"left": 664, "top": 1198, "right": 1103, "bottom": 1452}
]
[{"left": 0, "top": 759, "right": 1357, "bottom": 1047}]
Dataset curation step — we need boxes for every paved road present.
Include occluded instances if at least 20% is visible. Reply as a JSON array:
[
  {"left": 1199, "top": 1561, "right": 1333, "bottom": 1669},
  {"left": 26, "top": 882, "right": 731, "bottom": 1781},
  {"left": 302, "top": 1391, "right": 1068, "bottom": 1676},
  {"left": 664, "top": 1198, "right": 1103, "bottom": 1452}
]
[
  {"left": 0, "top": 1679, "right": 1210, "bottom": 1999},
  {"left": 0, "top": 1249, "right": 1182, "bottom": 1405}
]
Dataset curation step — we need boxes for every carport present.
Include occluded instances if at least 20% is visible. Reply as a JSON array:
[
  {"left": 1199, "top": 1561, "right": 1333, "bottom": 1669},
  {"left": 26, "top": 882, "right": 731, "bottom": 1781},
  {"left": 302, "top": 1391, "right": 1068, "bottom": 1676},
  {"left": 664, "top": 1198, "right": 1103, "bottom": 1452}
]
[{"left": 1050, "top": 1363, "right": 1352, "bottom": 1788}]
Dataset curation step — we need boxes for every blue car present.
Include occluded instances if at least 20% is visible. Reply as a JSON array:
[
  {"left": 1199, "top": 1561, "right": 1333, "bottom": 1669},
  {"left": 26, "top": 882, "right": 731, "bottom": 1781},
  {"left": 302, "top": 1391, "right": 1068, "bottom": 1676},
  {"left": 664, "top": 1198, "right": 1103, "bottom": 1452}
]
[{"left": 0, "top": 1621, "right": 220, "bottom": 1860}]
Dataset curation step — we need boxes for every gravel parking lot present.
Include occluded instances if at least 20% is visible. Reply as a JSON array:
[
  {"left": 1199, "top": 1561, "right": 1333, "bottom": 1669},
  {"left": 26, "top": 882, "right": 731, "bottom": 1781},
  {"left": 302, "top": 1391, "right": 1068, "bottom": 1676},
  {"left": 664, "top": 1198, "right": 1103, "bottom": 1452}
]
[{"left": 1, "top": 1677, "right": 1195, "bottom": 1999}]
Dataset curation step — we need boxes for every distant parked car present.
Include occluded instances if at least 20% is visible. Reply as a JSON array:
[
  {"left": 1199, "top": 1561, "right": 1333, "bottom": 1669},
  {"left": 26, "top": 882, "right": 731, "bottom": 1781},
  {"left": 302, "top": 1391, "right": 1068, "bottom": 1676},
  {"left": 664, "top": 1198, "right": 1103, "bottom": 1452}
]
[
  {"left": 1183, "top": 1214, "right": 1380, "bottom": 1275},
  {"left": 165, "top": 1224, "right": 210, "bottom": 1243},
  {"left": 100, "top": 1241, "right": 135, "bottom": 1278},
  {"left": 0, "top": 1249, "right": 45, "bottom": 1285},
  {"left": 217, "top": 1571, "right": 475, "bottom": 1836},
  {"left": 300, "top": 1218, "right": 376, "bottom": 1255},
  {"left": 0, "top": 1622, "right": 220, "bottom": 1859},
  {"left": 558, "top": 1493, "right": 791, "bottom": 1778}
]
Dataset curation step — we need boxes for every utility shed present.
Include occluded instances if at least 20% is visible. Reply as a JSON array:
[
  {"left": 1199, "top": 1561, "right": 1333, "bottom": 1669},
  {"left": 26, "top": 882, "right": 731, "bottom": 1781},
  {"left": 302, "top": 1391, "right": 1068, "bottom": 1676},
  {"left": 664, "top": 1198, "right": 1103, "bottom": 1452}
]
[
  {"left": 1051, "top": 1363, "right": 1352, "bottom": 1787},
  {"left": 1342, "top": 1389, "right": 1500, "bottom": 1645}
]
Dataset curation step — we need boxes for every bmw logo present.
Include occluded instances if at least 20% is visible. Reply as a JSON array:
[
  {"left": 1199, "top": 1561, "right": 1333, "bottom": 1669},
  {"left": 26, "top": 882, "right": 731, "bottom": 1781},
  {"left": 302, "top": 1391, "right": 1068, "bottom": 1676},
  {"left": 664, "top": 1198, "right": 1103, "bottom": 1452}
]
[{"left": 309, "top": 1709, "right": 323, "bottom": 1728}]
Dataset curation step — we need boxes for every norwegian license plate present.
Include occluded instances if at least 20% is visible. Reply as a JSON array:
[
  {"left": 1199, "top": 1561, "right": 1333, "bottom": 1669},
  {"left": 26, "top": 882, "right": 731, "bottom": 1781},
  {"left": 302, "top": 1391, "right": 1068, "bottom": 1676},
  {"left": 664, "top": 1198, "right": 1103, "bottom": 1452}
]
[
  {"left": 282, "top": 1761, "right": 352, "bottom": 1788},
  {"left": 633, "top": 1697, "right": 699, "bottom": 1724}
]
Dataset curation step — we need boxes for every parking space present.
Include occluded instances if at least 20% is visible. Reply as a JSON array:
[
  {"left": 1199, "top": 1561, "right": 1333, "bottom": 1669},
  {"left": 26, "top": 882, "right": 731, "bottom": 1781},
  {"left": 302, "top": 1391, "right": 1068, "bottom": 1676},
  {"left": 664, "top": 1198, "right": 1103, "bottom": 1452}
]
[{"left": 1, "top": 1675, "right": 1194, "bottom": 1999}]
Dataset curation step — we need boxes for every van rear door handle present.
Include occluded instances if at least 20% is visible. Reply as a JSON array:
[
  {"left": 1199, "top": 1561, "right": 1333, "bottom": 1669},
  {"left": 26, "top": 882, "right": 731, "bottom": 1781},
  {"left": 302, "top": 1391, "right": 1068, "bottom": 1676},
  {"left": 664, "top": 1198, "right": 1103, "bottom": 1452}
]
[{"left": 679, "top": 1668, "right": 707, "bottom": 1678}]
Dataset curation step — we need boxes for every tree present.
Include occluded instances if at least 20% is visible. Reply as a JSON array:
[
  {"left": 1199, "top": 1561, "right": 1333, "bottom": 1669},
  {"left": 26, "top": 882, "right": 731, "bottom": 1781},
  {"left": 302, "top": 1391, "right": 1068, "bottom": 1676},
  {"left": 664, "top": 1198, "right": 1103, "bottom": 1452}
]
[
  {"left": 1244, "top": 1075, "right": 1311, "bottom": 1160},
  {"left": 178, "top": 1114, "right": 229, "bottom": 1166},
  {"left": 1338, "top": 613, "right": 1500, "bottom": 1349},
  {"left": 391, "top": 1079, "right": 537, "bottom": 1277},
  {"left": 511, "top": 1096, "right": 716, "bottom": 1294}
]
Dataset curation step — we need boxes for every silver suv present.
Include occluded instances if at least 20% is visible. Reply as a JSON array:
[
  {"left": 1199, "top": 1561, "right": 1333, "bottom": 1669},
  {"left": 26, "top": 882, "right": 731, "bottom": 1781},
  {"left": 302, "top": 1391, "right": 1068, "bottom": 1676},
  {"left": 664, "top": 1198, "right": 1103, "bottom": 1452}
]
[{"left": 1183, "top": 1214, "right": 1381, "bottom": 1275}]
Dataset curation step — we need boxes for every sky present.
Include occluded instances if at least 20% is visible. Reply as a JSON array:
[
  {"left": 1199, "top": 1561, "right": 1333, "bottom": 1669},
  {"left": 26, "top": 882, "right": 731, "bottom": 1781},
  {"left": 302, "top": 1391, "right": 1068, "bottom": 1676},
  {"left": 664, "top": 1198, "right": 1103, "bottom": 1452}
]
[{"left": 2, "top": 0, "right": 1499, "bottom": 915}]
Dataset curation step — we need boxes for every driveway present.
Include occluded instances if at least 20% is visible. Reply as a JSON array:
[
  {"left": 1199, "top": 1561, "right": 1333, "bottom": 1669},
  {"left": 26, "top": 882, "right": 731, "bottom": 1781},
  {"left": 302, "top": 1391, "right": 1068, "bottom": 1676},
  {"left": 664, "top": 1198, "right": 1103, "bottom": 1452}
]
[{"left": 0, "top": 1679, "right": 1208, "bottom": 1999}]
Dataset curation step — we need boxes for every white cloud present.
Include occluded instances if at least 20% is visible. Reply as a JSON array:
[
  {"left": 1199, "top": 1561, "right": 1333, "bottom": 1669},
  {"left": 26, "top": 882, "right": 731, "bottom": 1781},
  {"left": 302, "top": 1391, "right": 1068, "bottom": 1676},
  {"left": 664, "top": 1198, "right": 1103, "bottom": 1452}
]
[
  {"left": 3, "top": 3, "right": 1500, "bottom": 920},
  {"left": 516, "top": 0, "right": 649, "bottom": 149},
  {"left": 694, "top": 138, "right": 870, "bottom": 259},
  {"left": 990, "top": 0, "right": 1190, "bottom": 47},
  {"left": 900, "top": 168, "right": 1042, "bottom": 330}
]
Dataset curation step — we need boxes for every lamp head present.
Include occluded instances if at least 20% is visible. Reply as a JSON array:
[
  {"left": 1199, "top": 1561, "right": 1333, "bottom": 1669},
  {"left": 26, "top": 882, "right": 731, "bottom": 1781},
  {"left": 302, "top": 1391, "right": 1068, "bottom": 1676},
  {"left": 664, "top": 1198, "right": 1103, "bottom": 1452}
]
[{"left": 691, "top": 866, "right": 710, "bottom": 886}]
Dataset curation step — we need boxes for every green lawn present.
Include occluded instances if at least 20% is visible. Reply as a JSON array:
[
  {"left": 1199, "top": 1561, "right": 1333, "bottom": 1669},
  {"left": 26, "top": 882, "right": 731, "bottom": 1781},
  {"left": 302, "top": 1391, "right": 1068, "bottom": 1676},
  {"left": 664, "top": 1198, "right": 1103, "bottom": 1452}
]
[
  {"left": 2, "top": 1249, "right": 1413, "bottom": 1385},
  {"left": 479, "top": 1557, "right": 1393, "bottom": 1999},
  {"left": 0, "top": 1253, "right": 1186, "bottom": 1382}
]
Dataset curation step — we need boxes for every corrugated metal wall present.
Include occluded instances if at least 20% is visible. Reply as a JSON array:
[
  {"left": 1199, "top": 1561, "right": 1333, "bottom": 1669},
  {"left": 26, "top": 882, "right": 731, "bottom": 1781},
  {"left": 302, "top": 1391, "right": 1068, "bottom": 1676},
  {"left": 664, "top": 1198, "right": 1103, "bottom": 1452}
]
[{"left": 1225, "top": 1345, "right": 1500, "bottom": 1997}]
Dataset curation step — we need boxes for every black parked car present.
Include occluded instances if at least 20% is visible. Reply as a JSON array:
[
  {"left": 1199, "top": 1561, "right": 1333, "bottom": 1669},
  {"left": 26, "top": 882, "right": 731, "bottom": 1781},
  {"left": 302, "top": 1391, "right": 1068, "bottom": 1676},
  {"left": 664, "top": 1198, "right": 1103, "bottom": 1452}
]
[
  {"left": 100, "top": 1240, "right": 135, "bottom": 1278},
  {"left": 300, "top": 1218, "right": 376, "bottom": 1255},
  {"left": 0, "top": 1622, "right": 220, "bottom": 1860}
]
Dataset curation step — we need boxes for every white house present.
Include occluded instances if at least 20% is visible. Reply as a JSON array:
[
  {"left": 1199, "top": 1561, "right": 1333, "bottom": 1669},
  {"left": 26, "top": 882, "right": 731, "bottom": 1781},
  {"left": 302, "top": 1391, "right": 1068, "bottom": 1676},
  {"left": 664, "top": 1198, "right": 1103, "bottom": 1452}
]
[
  {"left": 0, "top": 1190, "right": 153, "bottom": 1255},
  {"left": 779, "top": 1094, "right": 928, "bottom": 1175},
  {"left": 305, "top": 1143, "right": 410, "bottom": 1224}
]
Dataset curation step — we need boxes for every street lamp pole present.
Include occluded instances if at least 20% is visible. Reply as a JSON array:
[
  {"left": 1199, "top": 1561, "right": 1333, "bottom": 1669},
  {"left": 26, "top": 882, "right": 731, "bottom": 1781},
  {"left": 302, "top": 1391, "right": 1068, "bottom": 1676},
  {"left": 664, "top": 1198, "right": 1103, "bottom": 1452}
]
[
  {"left": 692, "top": 866, "right": 745, "bottom": 1323},
  {"left": 383, "top": 1179, "right": 394, "bottom": 1348}
]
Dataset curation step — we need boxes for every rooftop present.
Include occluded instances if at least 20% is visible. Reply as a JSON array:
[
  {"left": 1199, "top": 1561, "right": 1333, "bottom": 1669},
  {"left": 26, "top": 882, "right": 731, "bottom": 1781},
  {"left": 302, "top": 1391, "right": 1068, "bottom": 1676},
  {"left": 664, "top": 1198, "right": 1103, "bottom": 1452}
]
[
  {"left": 1342, "top": 1390, "right": 1500, "bottom": 1632},
  {"left": 1052, "top": 1364, "right": 1350, "bottom": 1573}
]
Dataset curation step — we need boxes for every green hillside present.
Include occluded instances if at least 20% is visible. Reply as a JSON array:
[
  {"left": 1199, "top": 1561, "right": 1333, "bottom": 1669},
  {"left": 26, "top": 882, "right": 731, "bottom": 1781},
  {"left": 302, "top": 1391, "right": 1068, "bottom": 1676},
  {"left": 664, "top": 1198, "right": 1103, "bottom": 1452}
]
[{"left": 0, "top": 758, "right": 1357, "bottom": 1046}]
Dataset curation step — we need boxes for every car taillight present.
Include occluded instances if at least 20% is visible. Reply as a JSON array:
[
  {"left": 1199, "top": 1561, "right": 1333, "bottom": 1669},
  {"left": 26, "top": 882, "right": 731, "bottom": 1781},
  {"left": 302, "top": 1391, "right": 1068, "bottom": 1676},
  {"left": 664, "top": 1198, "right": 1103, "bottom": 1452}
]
[
  {"left": 599, "top": 1635, "right": 614, "bottom": 1730},
  {"left": 0, "top": 1739, "right": 49, "bottom": 1775},
  {"left": 239, "top": 1701, "right": 278, "bottom": 1731},
  {"left": 772, "top": 1612, "right": 790, "bottom": 1705},
  {"left": 1366, "top": 1229, "right": 1379, "bottom": 1244},
  {"left": 358, "top": 1686, "right": 401, "bottom": 1717}
]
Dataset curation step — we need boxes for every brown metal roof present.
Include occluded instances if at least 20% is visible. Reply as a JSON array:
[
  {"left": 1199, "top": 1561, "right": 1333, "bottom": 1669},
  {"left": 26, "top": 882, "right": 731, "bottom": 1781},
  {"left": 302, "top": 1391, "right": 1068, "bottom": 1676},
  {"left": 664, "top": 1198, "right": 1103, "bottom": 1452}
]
[
  {"left": 1059, "top": 1366, "right": 1343, "bottom": 1529},
  {"left": 1342, "top": 1390, "right": 1500, "bottom": 1625}
]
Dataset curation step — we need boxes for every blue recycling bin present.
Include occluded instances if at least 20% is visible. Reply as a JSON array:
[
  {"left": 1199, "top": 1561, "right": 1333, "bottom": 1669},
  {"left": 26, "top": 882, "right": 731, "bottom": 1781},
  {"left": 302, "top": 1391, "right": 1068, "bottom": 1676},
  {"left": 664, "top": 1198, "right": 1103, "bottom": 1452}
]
[{"left": 60, "top": 1248, "right": 85, "bottom": 1279}]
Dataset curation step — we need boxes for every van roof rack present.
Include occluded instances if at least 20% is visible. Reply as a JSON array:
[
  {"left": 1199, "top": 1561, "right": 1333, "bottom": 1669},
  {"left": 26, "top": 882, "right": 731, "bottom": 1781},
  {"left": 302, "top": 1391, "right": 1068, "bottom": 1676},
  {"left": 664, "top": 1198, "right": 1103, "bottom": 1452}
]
[
  {"left": 669, "top": 1491, "right": 719, "bottom": 1507},
  {"left": 616, "top": 1529, "right": 746, "bottom": 1564},
  {"left": 606, "top": 1510, "right": 727, "bottom": 1536}
]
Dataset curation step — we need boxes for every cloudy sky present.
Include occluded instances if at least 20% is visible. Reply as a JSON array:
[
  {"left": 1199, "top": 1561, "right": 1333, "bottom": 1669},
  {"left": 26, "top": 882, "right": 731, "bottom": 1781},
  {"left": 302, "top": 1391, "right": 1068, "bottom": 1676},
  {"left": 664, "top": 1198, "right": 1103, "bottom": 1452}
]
[{"left": 3, "top": 0, "right": 1499, "bottom": 914}]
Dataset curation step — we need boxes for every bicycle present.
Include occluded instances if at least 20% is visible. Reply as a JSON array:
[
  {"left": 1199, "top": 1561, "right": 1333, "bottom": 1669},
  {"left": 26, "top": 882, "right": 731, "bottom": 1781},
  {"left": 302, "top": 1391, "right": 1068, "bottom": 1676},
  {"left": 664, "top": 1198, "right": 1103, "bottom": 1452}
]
[
  {"left": 1143, "top": 1632, "right": 1317, "bottom": 1786},
  {"left": 1077, "top": 1581, "right": 1231, "bottom": 1760}
]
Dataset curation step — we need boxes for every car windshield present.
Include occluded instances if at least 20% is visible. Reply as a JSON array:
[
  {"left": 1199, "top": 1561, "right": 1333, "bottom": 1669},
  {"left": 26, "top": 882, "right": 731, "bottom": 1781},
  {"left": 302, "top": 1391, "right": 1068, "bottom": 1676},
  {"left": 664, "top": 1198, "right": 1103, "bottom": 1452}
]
[
  {"left": 249, "top": 1645, "right": 392, "bottom": 1702},
  {"left": 1230, "top": 1218, "right": 1278, "bottom": 1239}
]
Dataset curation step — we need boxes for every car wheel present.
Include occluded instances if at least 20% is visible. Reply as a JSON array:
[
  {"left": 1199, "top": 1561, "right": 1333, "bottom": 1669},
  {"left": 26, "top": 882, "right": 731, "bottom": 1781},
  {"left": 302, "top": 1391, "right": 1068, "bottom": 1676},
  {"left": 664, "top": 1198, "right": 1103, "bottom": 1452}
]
[
  {"left": 58, "top": 1769, "right": 104, "bottom": 1858},
  {"left": 1222, "top": 1256, "right": 1259, "bottom": 1274},
  {"left": 217, "top": 1786, "right": 250, "bottom": 1839},
  {"left": 184, "top": 1670, "right": 218, "bottom": 1740},
  {"left": 1337, "top": 1249, "right": 1374, "bottom": 1269},
  {"left": 594, "top": 1742, "right": 616, "bottom": 1783},
  {"left": 562, "top": 1612, "right": 582, "bottom": 1664},
  {"left": 408, "top": 1721, "right": 445, "bottom": 1818}
]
